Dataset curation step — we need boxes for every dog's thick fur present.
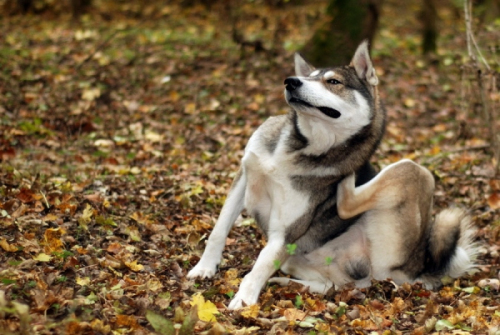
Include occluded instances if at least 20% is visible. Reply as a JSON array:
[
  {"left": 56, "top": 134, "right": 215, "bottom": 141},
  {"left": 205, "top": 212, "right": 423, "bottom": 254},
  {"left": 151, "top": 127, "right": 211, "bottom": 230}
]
[
  {"left": 269, "top": 159, "right": 477, "bottom": 293},
  {"left": 187, "top": 41, "right": 477, "bottom": 309}
]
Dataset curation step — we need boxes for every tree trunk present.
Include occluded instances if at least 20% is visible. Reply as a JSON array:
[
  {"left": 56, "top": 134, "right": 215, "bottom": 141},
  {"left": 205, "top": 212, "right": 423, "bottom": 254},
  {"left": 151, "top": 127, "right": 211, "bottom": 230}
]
[
  {"left": 301, "top": 0, "right": 383, "bottom": 67},
  {"left": 71, "top": 0, "right": 92, "bottom": 18},
  {"left": 421, "top": 0, "right": 438, "bottom": 55}
]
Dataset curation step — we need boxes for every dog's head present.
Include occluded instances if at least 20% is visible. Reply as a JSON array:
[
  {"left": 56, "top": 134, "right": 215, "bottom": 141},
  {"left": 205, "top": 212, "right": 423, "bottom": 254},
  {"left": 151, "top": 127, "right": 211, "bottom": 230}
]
[{"left": 284, "top": 41, "right": 380, "bottom": 148}]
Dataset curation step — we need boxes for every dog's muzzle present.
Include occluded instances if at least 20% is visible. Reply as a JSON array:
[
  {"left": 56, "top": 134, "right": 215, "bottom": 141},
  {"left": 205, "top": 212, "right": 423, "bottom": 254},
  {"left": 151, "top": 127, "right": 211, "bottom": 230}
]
[
  {"left": 284, "top": 77, "right": 302, "bottom": 91},
  {"left": 284, "top": 77, "right": 342, "bottom": 119}
]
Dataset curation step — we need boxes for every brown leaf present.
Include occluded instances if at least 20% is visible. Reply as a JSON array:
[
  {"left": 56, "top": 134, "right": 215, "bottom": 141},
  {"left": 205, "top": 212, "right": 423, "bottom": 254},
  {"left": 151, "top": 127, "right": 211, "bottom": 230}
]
[
  {"left": 115, "top": 315, "right": 140, "bottom": 330},
  {"left": 43, "top": 228, "right": 65, "bottom": 254},
  {"left": 369, "top": 299, "right": 385, "bottom": 310},
  {"left": 84, "top": 192, "right": 103, "bottom": 203},
  {"left": 107, "top": 242, "right": 123, "bottom": 254},
  {"left": 305, "top": 297, "right": 326, "bottom": 312},
  {"left": 16, "top": 188, "right": 35, "bottom": 203},
  {"left": 490, "top": 179, "right": 500, "bottom": 191},
  {"left": 488, "top": 192, "right": 500, "bottom": 210},
  {"left": 283, "top": 308, "right": 306, "bottom": 321}
]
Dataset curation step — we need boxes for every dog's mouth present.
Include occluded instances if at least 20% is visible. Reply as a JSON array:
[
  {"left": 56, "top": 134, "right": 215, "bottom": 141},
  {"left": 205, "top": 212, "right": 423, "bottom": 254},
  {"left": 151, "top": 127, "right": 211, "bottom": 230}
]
[{"left": 289, "top": 97, "right": 342, "bottom": 119}]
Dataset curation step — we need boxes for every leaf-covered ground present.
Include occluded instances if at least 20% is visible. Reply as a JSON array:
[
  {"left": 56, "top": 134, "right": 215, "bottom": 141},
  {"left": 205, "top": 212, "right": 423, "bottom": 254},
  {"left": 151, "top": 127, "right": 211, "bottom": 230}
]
[{"left": 1, "top": 1, "right": 499, "bottom": 334}]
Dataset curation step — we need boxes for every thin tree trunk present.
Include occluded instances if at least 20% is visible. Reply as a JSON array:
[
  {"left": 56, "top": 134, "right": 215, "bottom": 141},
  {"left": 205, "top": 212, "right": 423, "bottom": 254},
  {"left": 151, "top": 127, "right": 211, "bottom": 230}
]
[{"left": 421, "top": 0, "right": 438, "bottom": 54}]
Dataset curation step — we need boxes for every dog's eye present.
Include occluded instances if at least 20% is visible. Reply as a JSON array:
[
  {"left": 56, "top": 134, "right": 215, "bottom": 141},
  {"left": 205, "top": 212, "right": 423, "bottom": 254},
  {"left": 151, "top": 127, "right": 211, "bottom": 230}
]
[{"left": 327, "top": 79, "right": 341, "bottom": 85}]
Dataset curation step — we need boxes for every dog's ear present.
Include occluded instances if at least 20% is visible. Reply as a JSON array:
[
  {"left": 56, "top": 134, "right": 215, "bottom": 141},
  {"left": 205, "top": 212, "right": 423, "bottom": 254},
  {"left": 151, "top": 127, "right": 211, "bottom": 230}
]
[
  {"left": 351, "top": 40, "right": 379, "bottom": 86},
  {"left": 294, "top": 53, "right": 315, "bottom": 77}
]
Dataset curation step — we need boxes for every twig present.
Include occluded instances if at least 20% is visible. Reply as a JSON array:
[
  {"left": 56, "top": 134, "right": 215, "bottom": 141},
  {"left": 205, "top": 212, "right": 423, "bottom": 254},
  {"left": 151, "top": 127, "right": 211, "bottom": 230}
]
[
  {"left": 463, "top": 0, "right": 499, "bottom": 173},
  {"left": 463, "top": 0, "right": 490, "bottom": 70},
  {"left": 448, "top": 144, "right": 490, "bottom": 153},
  {"left": 464, "top": 0, "right": 473, "bottom": 58},
  {"left": 40, "top": 191, "right": 50, "bottom": 209}
]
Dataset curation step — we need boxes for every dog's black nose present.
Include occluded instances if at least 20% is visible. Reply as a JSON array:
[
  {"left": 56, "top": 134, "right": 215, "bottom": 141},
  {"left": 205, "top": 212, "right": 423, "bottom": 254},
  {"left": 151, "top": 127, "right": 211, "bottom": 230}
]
[{"left": 284, "top": 77, "right": 302, "bottom": 91}]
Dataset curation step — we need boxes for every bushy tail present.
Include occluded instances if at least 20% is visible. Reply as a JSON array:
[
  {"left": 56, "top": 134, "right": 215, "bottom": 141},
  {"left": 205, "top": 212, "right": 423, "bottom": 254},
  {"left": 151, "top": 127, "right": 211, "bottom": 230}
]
[{"left": 420, "top": 208, "right": 478, "bottom": 287}]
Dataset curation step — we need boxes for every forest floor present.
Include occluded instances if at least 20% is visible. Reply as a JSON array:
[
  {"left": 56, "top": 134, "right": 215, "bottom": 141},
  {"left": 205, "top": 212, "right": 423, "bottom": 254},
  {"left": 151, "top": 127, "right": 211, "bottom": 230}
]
[{"left": 0, "top": 0, "right": 499, "bottom": 334}]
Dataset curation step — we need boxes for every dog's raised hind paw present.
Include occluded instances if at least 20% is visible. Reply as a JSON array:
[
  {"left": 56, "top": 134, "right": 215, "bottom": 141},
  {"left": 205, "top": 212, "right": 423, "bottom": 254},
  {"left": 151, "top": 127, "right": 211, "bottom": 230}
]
[{"left": 187, "top": 263, "right": 217, "bottom": 279}]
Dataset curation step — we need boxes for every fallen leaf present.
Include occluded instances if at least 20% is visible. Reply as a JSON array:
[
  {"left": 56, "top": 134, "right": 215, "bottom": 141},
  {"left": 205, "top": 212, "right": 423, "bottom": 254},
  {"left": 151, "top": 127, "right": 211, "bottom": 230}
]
[
  {"left": 284, "top": 308, "right": 306, "bottom": 321},
  {"left": 488, "top": 192, "right": 500, "bottom": 210},
  {"left": 43, "top": 227, "right": 65, "bottom": 253},
  {"left": 16, "top": 188, "right": 35, "bottom": 203},
  {"left": 82, "top": 88, "right": 101, "bottom": 101},
  {"left": 146, "top": 310, "right": 175, "bottom": 334},
  {"left": 190, "top": 292, "right": 218, "bottom": 322},
  {"left": 78, "top": 204, "right": 94, "bottom": 229},
  {"left": 124, "top": 260, "right": 144, "bottom": 272},
  {"left": 115, "top": 315, "right": 139, "bottom": 330},
  {"left": 33, "top": 253, "right": 52, "bottom": 262},
  {"left": 0, "top": 238, "right": 18, "bottom": 252},
  {"left": 241, "top": 304, "right": 260, "bottom": 319},
  {"left": 435, "top": 319, "right": 454, "bottom": 331},
  {"left": 76, "top": 277, "right": 91, "bottom": 286}
]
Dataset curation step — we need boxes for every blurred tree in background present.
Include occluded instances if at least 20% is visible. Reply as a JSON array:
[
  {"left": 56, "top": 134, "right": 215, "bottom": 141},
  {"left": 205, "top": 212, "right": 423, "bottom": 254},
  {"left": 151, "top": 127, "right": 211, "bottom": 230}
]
[
  {"left": 5, "top": 0, "right": 91, "bottom": 16},
  {"left": 2, "top": 0, "right": 498, "bottom": 62},
  {"left": 301, "top": 0, "right": 383, "bottom": 66}
]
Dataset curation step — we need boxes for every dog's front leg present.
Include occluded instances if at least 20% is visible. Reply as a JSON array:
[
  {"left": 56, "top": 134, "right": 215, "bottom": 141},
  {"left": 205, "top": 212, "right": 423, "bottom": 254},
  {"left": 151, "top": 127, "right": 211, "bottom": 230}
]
[
  {"left": 187, "top": 170, "right": 246, "bottom": 279},
  {"left": 228, "top": 236, "right": 288, "bottom": 310}
]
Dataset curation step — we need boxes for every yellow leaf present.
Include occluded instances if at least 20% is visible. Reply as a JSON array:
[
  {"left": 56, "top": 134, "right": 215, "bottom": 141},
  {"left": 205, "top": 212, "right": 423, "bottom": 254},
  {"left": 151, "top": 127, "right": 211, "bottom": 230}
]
[
  {"left": 0, "top": 239, "right": 18, "bottom": 252},
  {"left": 78, "top": 204, "right": 94, "bottom": 229},
  {"left": 130, "top": 212, "right": 153, "bottom": 225},
  {"left": 146, "top": 278, "right": 164, "bottom": 292},
  {"left": 82, "top": 88, "right": 101, "bottom": 101},
  {"left": 76, "top": 276, "right": 90, "bottom": 286},
  {"left": 43, "top": 213, "right": 58, "bottom": 222},
  {"left": 403, "top": 98, "right": 415, "bottom": 108},
  {"left": 241, "top": 304, "right": 260, "bottom": 319},
  {"left": 126, "top": 226, "right": 142, "bottom": 241},
  {"left": 224, "top": 268, "right": 241, "bottom": 287},
  {"left": 124, "top": 260, "right": 144, "bottom": 272},
  {"left": 184, "top": 102, "right": 196, "bottom": 115},
  {"left": 33, "top": 253, "right": 52, "bottom": 262},
  {"left": 145, "top": 130, "right": 163, "bottom": 143},
  {"left": 430, "top": 146, "right": 441, "bottom": 155},
  {"left": 190, "top": 292, "right": 218, "bottom": 322}
]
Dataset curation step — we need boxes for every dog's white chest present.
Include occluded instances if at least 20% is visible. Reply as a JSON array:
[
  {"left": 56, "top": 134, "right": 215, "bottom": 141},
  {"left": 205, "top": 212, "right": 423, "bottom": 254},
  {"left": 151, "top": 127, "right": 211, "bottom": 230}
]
[{"left": 242, "top": 141, "right": 308, "bottom": 233}]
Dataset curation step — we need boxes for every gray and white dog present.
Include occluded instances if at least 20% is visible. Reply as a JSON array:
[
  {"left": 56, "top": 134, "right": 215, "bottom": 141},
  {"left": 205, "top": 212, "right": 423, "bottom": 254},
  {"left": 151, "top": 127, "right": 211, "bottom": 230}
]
[{"left": 188, "top": 41, "right": 477, "bottom": 309}]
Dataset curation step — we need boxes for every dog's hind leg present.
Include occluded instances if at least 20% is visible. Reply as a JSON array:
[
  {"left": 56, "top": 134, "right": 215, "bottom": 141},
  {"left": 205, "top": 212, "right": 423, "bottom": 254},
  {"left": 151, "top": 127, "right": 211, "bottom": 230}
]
[
  {"left": 187, "top": 169, "right": 246, "bottom": 279},
  {"left": 337, "top": 159, "right": 434, "bottom": 220},
  {"left": 270, "top": 255, "right": 334, "bottom": 294},
  {"left": 269, "top": 277, "right": 333, "bottom": 294}
]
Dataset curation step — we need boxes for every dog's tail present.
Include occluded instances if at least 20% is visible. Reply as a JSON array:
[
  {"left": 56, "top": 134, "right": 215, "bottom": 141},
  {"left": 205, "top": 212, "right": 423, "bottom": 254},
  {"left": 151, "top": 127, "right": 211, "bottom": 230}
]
[{"left": 419, "top": 208, "right": 478, "bottom": 288}]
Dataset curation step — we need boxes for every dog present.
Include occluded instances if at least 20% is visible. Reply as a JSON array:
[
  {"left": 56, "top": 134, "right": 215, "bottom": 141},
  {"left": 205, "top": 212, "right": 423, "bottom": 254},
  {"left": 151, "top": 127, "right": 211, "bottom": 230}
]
[
  {"left": 188, "top": 40, "right": 386, "bottom": 309},
  {"left": 269, "top": 160, "right": 477, "bottom": 293},
  {"left": 187, "top": 41, "right": 476, "bottom": 309}
]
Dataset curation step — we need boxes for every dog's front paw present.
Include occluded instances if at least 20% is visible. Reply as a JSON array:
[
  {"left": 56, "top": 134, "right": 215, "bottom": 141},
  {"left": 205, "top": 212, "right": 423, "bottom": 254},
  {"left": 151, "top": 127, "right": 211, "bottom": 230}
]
[
  {"left": 187, "top": 262, "right": 218, "bottom": 279},
  {"left": 227, "top": 289, "right": 258, "bottom": 310},
  {"left": 227, "top": 297, "right": 245, "bottom": 310}
]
